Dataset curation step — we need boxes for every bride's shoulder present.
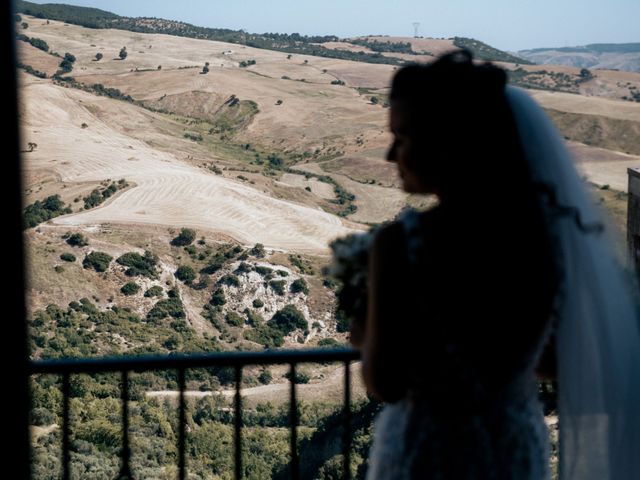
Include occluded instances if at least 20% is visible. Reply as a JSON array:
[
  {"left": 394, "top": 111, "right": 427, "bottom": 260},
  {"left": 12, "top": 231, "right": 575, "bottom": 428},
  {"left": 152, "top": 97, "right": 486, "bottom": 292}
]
[{"left": 372, "top": 207, "right": 441, "bottom": 255}]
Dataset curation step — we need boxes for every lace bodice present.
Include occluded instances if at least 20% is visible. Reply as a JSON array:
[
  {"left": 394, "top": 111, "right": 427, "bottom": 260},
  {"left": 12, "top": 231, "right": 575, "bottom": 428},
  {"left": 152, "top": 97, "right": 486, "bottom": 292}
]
[{"left": 366, "top": 208, "right": 553, "bottom": 479}]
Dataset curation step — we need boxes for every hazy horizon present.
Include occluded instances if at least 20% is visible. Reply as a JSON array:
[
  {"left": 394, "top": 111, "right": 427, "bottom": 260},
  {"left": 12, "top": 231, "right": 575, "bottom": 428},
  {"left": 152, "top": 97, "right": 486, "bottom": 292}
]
[{"left": 24, "top": 0, "right": 640, "bottom": 52}]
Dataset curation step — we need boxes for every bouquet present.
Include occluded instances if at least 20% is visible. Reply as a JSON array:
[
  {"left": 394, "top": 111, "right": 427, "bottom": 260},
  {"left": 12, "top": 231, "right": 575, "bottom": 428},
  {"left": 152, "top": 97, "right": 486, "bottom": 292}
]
[{"left": 326, "top": 229, "right": 376, "bottom": 335}]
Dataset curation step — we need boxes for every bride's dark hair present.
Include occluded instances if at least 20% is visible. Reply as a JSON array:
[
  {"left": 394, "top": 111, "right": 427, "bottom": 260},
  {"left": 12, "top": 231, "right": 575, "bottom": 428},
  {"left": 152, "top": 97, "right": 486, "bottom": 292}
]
[{"left": 389, "top": 49, "right": 525, "bottom": 200}]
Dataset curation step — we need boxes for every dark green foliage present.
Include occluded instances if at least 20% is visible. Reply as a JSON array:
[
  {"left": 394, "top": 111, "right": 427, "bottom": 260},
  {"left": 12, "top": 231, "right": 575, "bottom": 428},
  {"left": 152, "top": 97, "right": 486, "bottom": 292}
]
[
  {"left": 58, "top": 52, "right": 76, "bottom": 74},
  {"left": 82, "top": 181, "right": 126, "bottom": 209},
  {"left": 254, "top": 265, "right": 273, "bottom": 276},
  {"left": 116, "top": 251, "right": 159, "bottom": 278},
  {"left": 120, "top": 282, "right": 140, "bottom": 296},
  {"left": 23, "top": 195, "right": 71, "bottom": 229},
  {"left": 285, "top": 370, "right": 311, "bottom": 384},
  {"left": 225, "top": 311, "right": 244, "bottom": 327},
  {"left": 235, "top": 262, "right": 253, "bottom": 274},
  {"left": 16, "top": 62, "right": 47, "bottom": 78},
  {"left": 267, "top": 154, "right": 283, "bottom": 168},
  {"left": 201, "top": 253, "right": 227, "bottom": 274},
  {"left": 209, "top": 288, "right": 226, "bottom": 306},
  {"left": 258, "top": 369, "right": 272, "bottom": 385},
  {"left": 202, "top": 62, "right": 209, "bottom": 74},
  {"left": 171, "top": 228, "right": 196, "bottom": 246},
  {"left": 144, "top": 285, "right": 163, "bottom": 298},
  {"left": 60, "top": 253, "right": 76, "bottom": 262},
  {"left": 83, "top": 189, "right": 103, "bottom": 209},
  {"left": 270, "top": 305, "right": 307, "bottom": 335},
  {"left": 82, "top": 251, "right": 112, "bottom": 272},
  {"left": 218, "top": 274, "right": 240, "bottom": 287},
  {"left": 183, "top": 132, "right": 203, "bottom": 141},
  {"left": 54, "top": 265, "right": 64, "bottom": 273},
  {"left": 269, "top": 280, "right": 286, "bottom": 295},
  {"left": 245, "top": 309, "right": 264, "bottom": 326},
  {"left": 16, "top": 33, "right": 49, "bottom": 51},
  {"left": 289, "top": 254, "right": 315, "bottom": 274},
  {"left": 290, "top": 278, "right": 309, "bottom": 295},
  {"left": 318, "top": 338, "right": 340, "bottom": 348},
  {"left": 335, "top": 310, "right": 349, "bottom": 333},
  {"left": 330, "top": 79, "right": 345, "bottom": 85},
  {"left": 322, "top": 277, "right": 338, "bottom": 289},
  {"left": 147, "top": 295, "right": 185, "bottom": 322},
  {"left": 119, "top": 46, "right": 127, "bottom": 60},
  {"left": 252, "top": 298, "right": 264, "bottom": 308},
  {"left": 351, "top": 38, "right": 416, "bottom": 54},
  {"left": 452, "top": 37, "right": 532, "bottom": 64},
  {"left": 87, "top": 83, "right": 134, "bottom": 102},
  {"left": 243, "top": 323, "right": 284, "bottom": 348},
  {"left": 95, "top": 52, "right": 103, "bottom": 61},
  {"left": 250, "top": 243, "right": 266, "bottom": 258},
  {"left": 276, "top": 270, "right": 289, "bottom": 277},
  {"left": 175, "top": 265, "right": 196, "bottom": 284},
  {"left": 239, "top": 59, "right": 256, "bottom": 67}
]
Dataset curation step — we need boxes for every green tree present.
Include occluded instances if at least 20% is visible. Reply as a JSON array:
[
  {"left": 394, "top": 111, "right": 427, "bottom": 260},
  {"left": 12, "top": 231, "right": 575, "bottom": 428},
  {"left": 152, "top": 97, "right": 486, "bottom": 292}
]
[
  {"left": 202, "top": 62, "right": 209, "bottom": 74},
  {"left": 82, "top": 251, "right": 113, "bottom": 272},
  {"left": 270, "top": 305, "right": 307, "bottom": 335},
  {"left": 171, "top": 228, "right": 196, "bottom": 246},
  {"left": 95, "top": 52, "right": 103, "bottom": 61},
  {"left": 175, "top": 265, "right": 196, "bottom": 284},
  {"left": 66, "top": 232, "right": 89, "bottom": 247},
  {"left": 121, "top": 282, "right": 140, "bottom": 296},
  {"left": 119, "top": 46, "right": 127, "bottom": 60}
]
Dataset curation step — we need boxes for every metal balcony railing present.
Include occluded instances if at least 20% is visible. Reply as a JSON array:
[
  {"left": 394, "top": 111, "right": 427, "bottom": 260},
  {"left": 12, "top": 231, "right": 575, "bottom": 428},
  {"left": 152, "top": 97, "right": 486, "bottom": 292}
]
[{"left": 29, "top": 348, "right": 361, "bottom": 480}]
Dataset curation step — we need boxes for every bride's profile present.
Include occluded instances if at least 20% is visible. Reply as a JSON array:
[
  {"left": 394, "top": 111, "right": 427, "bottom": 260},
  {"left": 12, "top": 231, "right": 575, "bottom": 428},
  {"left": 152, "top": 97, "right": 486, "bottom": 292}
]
[{"left": 347, "top": 50, "right": 640, "bottom": 479}]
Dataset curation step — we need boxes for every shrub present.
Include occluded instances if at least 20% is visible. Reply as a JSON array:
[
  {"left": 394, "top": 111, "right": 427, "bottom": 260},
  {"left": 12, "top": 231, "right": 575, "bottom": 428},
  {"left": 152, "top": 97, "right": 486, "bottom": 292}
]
[
  {"left": 121, "top": 282, "right": 140, "bottom": 296},
  {"left": 116, "top": 251, "right": 159, "bottom": 278},
  {"left": 245, "top": 309, "right": 264, "bottom": 326},
  {"left": 144, "top": 286, "right": 163, "bottom": 297},
  {"left": 225, "top": 311, "right": 244, "bottom": 327},
  {"left": 175, "top": 265, "right": 196, "bottom": 284},
  {"left": 335, "top": 310, "right": 349, "bottom": 333},
  {"left": 218, "top": 274, "right": 240, "bottom": 287},
  {"left": 243, "top": 324, "right": 284, "bottom": 348},
  {"left": 254, "top": 265, "right": 273, "bottom": 276},
  {"left": 252, "top": 299, "right": 264, "bottom": 308},
  {"left": 290, "top": 278, "right": 309, "bottom": 295},
  {"left": 60, "top": 253, "right": 76, "bottom": 262},
  {"left": 95, "top": 52, "right": 103, "bottom": 61},
  {"left": 285, "top": 370, "right": 310, "bottom": 384},
  {"left": 258, "top": 369, "right": 272, "bottom": 385},
  {"left": 210, "top": 288, "right": 226, "bottom": 306},
  {"left": 235, "top": 262, "right": 253, "bottom": 274},
  {"left": 171, "top": 228, "right": 196, "bottom": 246},
  {"left": 249, "top": 243, "right": 266, "bottom": 258},
  {"left": 276, "top": 270, "right": 289, "bottom": 277},
  {"left": 270, "top": 305, "right": 306, "bottom": 335},
  {"left": 119, "top": 46, "right": 127, "bottom": 60},
  {"left": 82, "top": 252, "right": 113, "bottom": 272},
  {"left": 318, "top": 338, "right": 340, "bottom": 348},
  {"left": 24, "top": 195, "right": 71, "bottom": 229},
  {"left": 147, "top": 296, "right": 185, "bottom": 322},
  {"left": 54, "top": 265, "right": 64, "bottom": 273},
  {"left": 269, "top": 280, "right": 286, "bottom": 295}
]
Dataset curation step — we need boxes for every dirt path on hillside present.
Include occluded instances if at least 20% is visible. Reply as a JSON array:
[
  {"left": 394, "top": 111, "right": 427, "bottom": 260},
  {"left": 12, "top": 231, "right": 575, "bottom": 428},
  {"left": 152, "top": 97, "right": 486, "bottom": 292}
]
[{"left": 146, "top": 361, "right": 365, "bottom": 405}]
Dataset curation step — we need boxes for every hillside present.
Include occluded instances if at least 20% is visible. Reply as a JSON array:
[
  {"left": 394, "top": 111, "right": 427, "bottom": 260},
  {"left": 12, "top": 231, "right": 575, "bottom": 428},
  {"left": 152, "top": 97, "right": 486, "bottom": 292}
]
[{"left": 518, "top": 43, "right": 640, "bottom": 73}]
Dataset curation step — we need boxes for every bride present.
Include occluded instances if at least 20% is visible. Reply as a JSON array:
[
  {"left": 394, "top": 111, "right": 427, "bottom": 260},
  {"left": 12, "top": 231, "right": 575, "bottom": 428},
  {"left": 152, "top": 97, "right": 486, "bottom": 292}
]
[{"left": 350, "top": 50, "right": 640, "bottom": 479}]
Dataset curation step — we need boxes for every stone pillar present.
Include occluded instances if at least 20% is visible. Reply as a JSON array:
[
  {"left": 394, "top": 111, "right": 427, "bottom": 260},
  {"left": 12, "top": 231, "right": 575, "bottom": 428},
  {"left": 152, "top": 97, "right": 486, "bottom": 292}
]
[{"left": 627, "top": 167, "right": 640, "bottom": 269}]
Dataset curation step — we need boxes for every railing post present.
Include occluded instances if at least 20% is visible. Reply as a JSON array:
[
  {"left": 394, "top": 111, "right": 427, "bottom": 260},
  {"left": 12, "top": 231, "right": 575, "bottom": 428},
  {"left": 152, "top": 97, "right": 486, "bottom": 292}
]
[
  {"left": 234, "top": 366, "right": 243, "bottom": 480},
  {"left": 178, "top": 368, "right": 187, "bottom": 480},
  {"left": 289, "top": 363, "right": 299, "bottom": 480},
  {"left": 343, "top": 360, "right": 352, "bottom": 480},
  {"left": 120, "top": 371, "right": 132, "bottom": 480},
  {"left": 62, "top": 373, "right": 71, "bottom": 480}
]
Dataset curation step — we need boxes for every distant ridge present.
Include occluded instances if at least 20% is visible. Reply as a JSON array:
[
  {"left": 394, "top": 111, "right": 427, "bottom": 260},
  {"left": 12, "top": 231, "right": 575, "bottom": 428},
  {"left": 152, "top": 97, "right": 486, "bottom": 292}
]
[
  {"left": 518, "top": 43, "right": 640, "bottom": 72},
  {"left": 17, "top": 1, "right": 530, "bottom": 67}
]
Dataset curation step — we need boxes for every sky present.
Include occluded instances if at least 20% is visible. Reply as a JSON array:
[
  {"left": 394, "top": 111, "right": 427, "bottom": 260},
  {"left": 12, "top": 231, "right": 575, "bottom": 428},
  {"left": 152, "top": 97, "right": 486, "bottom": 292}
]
[{"left": 27, "top": 0, "right": 640, "bottom": 52}]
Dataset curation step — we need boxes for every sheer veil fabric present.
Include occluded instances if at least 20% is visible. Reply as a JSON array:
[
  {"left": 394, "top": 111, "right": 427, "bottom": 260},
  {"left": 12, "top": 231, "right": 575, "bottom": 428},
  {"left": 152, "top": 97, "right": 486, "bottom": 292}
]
[{"left": 506, "top": 87, "right": 640, "bottom": 479}]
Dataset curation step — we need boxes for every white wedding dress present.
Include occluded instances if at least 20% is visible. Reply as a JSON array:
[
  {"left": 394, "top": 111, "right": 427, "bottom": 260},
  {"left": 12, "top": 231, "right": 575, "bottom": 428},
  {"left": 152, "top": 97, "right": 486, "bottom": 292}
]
[{"left": 366, "top": 208, "right": 553, "bottom": 480}]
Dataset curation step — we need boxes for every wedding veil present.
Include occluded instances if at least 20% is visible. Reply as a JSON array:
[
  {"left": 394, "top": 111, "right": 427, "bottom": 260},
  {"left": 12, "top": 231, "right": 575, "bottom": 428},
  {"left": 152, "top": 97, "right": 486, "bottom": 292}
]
[{"left": 505, "top": 87, "right": 640, "bottom": 479}]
